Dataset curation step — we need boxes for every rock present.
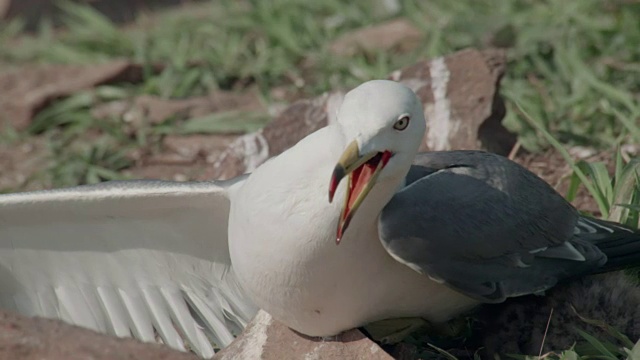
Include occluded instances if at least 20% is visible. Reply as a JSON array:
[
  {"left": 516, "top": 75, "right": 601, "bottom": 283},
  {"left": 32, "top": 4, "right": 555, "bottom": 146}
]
[
  {"left": 211, "top": 48, "right": 514, "bottom": 179},
  {"left": 213, "top": 311, "right": 393, "bottom": 360},
  {"left": 0, "top": 60, "right": 227, "bottom": 131},
  {"left": 0, "top": 61, "right": 149, "bottom": 130},
  {"left": 0, "top": 0, "right": 9, "bottom": 19},
  {"left": 328, "top": 18, "right": 424, "bottom": 56},
  {"left": 92, "top": 90, "right": 265, "bottom": 128},
  {"left": 392, "top": 48, "right": 513, "bottom": 155},
  {"left": 124, "top": 134, "right": 237, "bottom": 182},
  {"left": 0, "top": 0, "right": 202, "bottom": 30},
  {"left": 209, "top": 91, "right": 345, "bottom": 180},
  {"left": 0, "top": 310, "right": 198, "bottom": 360},
  {"left": 0, "top": 137, "right": 51, "bottom": 192}
]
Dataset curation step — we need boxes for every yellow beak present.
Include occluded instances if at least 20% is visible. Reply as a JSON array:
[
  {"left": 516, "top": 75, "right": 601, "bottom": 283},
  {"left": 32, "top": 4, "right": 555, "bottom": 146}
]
[{"left": 328, "top": 141, "right": 392, "bottom": 244}]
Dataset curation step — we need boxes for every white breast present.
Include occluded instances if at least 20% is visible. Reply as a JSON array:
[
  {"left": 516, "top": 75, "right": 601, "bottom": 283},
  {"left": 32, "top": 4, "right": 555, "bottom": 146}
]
[{"left": 228, "top": 126, "right": 477, "bottom": 337}]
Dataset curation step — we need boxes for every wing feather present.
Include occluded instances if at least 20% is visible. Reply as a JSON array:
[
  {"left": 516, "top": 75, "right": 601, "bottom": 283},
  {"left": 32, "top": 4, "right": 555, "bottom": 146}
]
[
  {"left": 118, "top": 287, "right": 156, "bottom": 342},
  {"left": 183, "top": 289, "right": 237, "bottom": 346},
  {"left": 142, "top": 285, "right": 187, "bottom": 351},
  {"left": 96, "top": 286, "right": 132, "bottom": 337},
  {"left": 0, "top": 179, "right": 257, "bottom": 357},
  {"left": 379, "top": 151, "right": 606, "bottom": 303}
]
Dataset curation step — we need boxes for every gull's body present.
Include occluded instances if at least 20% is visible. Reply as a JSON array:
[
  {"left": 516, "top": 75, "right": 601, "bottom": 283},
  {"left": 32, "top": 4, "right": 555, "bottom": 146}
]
[
  {"left": 229, "top": 124, "right": 476, "bottom": 336},
  {"left": 230, "top": 79, "right": 640, "bottom": 337},
  {"left": 1, "top": 80, "right": 639, "bottom": 357}
]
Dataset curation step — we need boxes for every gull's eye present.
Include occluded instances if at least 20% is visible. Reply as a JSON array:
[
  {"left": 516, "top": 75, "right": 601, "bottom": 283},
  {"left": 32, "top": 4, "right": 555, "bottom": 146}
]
[{"left": 393, "top": 116, "right": 410, "bottom": 131}]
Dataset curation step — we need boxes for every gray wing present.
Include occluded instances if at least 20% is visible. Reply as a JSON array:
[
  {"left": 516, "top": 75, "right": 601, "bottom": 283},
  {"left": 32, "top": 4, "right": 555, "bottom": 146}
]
[
  {"left": 378, "top": 150, "right": 607, "bottom": 303},
  {"left": 0, "top": 178, "right": 257, "bottom": 357}
]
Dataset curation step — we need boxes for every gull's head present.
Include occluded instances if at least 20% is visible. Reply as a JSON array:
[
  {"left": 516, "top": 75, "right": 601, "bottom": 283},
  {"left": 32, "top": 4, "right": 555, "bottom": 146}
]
[{"left": 328, "top": 80, "right": 425, "bottom": 243}]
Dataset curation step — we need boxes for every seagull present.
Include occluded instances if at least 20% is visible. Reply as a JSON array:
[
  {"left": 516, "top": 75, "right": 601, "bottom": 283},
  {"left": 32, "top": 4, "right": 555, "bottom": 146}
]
[
  {"left": 227, "top": 79, "right": 640, "bottom": 337},
  {"left": 1, "top": 80, "right": 639, "bottom": 357}
]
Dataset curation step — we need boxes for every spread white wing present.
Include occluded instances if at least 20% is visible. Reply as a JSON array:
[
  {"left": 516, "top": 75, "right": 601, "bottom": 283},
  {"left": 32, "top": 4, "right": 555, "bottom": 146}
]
[{"left": 0, "top": 178, "right": 257, "bottom": 358}]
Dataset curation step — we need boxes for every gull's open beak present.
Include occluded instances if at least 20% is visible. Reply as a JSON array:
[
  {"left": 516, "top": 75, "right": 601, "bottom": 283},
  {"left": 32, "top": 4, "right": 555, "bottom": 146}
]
[{"left": 328, "top": 140, "right": 392, "bottom": 244}]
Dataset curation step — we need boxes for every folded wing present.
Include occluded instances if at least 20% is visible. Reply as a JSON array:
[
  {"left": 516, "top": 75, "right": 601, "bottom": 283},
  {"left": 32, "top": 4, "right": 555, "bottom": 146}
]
[{"left": 378, "top": 151, "right": 618, "bottom": 303}]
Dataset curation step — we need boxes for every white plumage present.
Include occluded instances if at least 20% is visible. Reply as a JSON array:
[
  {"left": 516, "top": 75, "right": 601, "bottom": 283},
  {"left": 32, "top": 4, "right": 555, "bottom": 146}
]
[
  {"left": 227, "top": 80, "right": 478, "bottom": 338},
  {"left": 0, "top": 179, "right": 257, "bottom": 358}
]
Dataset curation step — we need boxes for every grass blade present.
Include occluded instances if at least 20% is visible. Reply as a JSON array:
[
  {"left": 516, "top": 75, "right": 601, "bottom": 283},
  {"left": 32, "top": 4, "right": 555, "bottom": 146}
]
[
  {"left": 624, "top": 339, "right": 640, "bottom": 360},
  {"left": 611, "top": 108, "right": 640, "bottom": 145},
  {"left": 426, "top": 343, "right": 459, "bottom": 360},
  {"left": 515, "top": 102, "right": 610, "bottom": 217},
  {"left": 571, "top": 305, "right": 635, "bottom": 349},
  {"left": 575, "top": 160, "right": 612, "bottom": 214},
  {"left": 576, "top": 328, "right": 619, "bottom": 358},
  {"left": 178, "top": 111, "right": 271, "bottom": 134},
  {"left": 610, "top": 159, "right": 640, "bottom": 224}
]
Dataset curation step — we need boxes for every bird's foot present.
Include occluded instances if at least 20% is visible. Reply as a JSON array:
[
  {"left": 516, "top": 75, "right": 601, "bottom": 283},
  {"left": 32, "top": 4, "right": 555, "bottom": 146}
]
[{"left": 361, "top": 317, "right": 430, "bottom": 345}]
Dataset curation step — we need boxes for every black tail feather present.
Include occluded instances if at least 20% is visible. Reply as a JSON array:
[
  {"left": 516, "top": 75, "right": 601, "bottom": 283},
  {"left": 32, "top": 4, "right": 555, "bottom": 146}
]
[{"left": 576, "top": 217, "right": 640, "bottom": 273}]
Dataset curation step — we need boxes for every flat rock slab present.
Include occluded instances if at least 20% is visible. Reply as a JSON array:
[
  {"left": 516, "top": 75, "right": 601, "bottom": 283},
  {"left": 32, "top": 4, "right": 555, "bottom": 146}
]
[
  {"left": 329, "top": 18, "right": 424, "bottom": 56},
  {"left": 1, "top": 0, "right": 201, "bottom": 29},
  {"left": 0, "top": 60, "right": 149, "bottom": 130},
  {"left": 0, "top": 310, "right": 198, "bottom": 360},
  {"left": 213, "top": 311, "right": 392, "bottom": 360},
  {"left": 392, "top": 48, "right": 512, "bottom": 154}
]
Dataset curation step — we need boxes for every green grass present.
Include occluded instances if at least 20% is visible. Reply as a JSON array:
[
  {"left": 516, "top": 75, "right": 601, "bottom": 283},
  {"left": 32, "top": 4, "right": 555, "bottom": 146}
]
[
  {"left": 1, "top": 0, "right": 639, "bottom": 189},
  {"left": 2, "top": 0, "right": 639, "bottom": 189}
]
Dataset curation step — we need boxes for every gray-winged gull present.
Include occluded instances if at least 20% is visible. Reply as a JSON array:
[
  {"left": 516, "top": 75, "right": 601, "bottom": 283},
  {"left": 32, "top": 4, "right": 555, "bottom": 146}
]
[{"left": 1, "top": 80, "right": 639, "bottom": 357}]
